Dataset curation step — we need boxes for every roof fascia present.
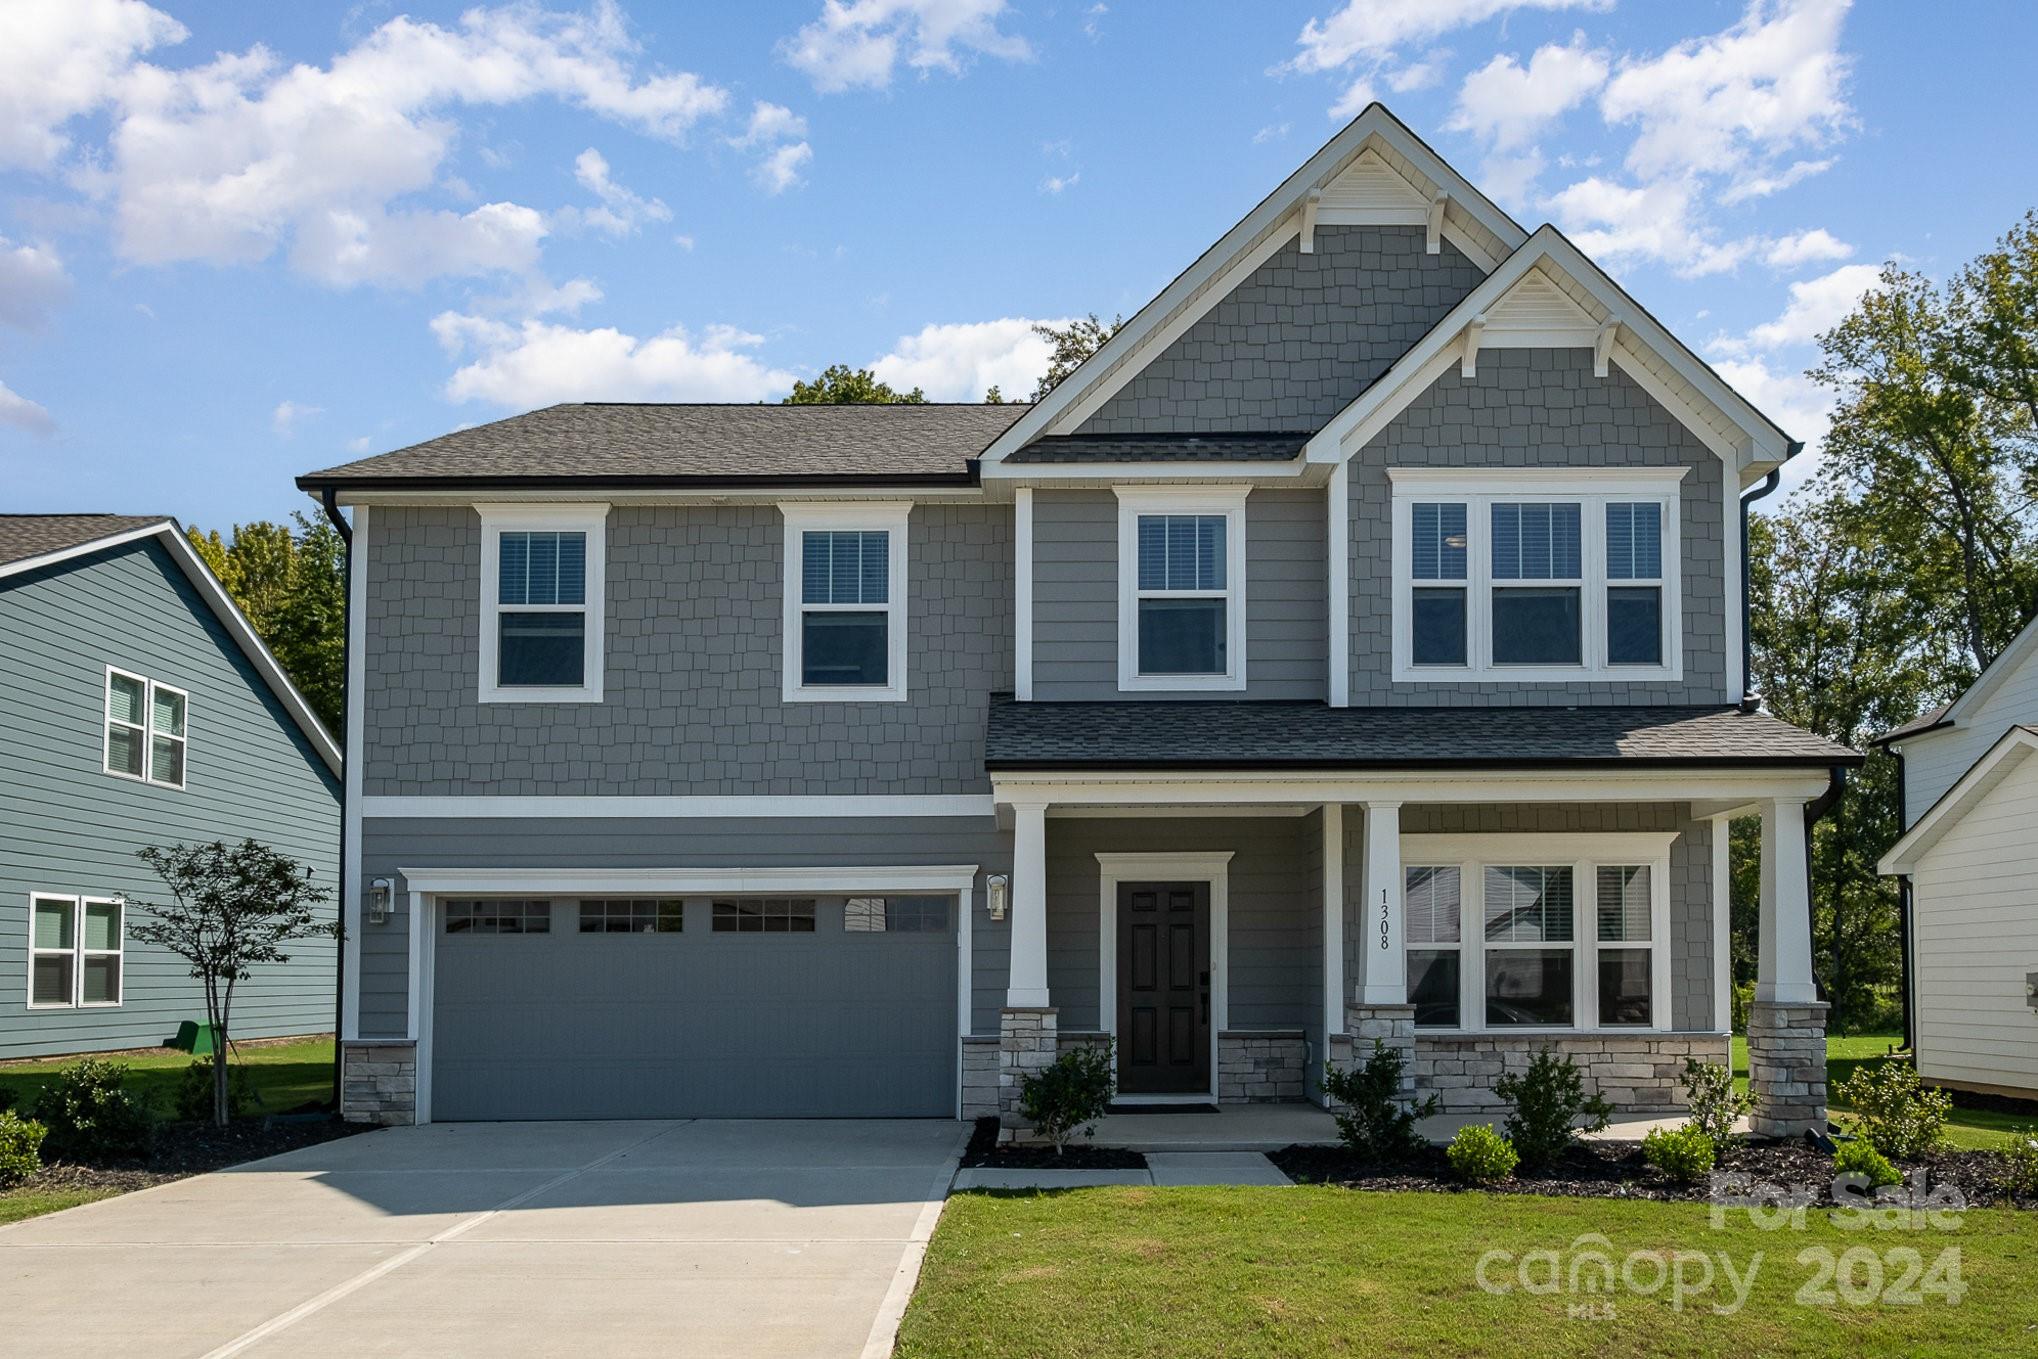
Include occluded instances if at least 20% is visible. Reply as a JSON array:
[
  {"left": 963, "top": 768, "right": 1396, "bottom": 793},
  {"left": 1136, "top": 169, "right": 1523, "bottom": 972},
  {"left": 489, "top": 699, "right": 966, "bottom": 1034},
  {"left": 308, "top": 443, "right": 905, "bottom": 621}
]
[
  {"left": 1878, "top": 726, "right": 2038, "bottom": 873},
  {"left": 1942, "top": 611, "right": 2038, "bottom": 729}
]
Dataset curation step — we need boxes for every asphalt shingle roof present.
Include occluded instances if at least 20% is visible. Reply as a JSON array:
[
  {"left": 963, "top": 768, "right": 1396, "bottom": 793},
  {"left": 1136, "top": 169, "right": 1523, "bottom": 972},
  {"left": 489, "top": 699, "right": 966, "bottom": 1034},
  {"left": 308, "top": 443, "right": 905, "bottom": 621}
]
[
  {"left": 1873, "top": 703, "right": 1953, "bottom": 744},
  {"left": 0, "top": 514, "right": 169, "bottom": 568},
  {"left": 1006, "top": 431, "right": 1312, "bottom": 462},
  {"left": 985, "top": 698, "right": 1860, "bottom": 770},
  {"left": 297, "top": 402, "right": 1031, "bottom": 488}
]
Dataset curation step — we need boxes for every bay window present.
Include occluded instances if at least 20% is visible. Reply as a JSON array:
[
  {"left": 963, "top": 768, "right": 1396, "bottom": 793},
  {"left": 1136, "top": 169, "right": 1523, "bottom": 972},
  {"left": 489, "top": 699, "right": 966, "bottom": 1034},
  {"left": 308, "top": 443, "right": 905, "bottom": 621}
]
[
  {"left": 780, "top": 503, "right": 910, "bottom": 701},
  {"left": 478, "top": 505, "right": 607, "bottom": 703},
  {"left": 1115, "top": 486, "right": 1248, "bottom": 691}
]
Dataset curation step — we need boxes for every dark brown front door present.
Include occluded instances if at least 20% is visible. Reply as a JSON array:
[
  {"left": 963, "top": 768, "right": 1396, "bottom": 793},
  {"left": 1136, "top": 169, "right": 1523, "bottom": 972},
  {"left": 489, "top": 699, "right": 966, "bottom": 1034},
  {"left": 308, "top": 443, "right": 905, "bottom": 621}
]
[{"left": 1116, "top": 882, "right": 1211, "bottom": 1094}]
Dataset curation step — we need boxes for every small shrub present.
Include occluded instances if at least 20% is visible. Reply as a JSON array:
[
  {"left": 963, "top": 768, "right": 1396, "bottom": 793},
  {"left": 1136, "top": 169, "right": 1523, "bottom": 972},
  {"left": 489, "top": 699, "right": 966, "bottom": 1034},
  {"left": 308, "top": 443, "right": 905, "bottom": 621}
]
[
  {"left": 2000, "top": 1129, "right": 2038, "bottom": 1199},
  {"left": 1642, "top": 1124, "right": 1717, "bottom": 1184},
  {"left": 0, "top": 1110, "right": 46, "bottom": 1188},
  {"left": 1835, "top": 1059, "right": 1951, "bottom": 1161},
  {"left": 1321, "top": 1041, "right": 1440, "bottom": 1162},
  {"left": 174, "top": 1055, "right": 254, "bottom": 1123},
  {"left": 31, "top": 1059, "right": 153, "bottom": 1164},
  {"left": 1680, "top": 1058, "right": 1750, "bottom": 1144},
  {"left": 1833, "top": 1138, "right": 1902, "bottom": 1189},
  {"left": 1018, "top": 1041, "right": 1115, "bottom": 1155},
  {"left": 1446, "top": 1124, "right": 1518, "bottom": 1185},
  {"left": 1494, "top": 1047, "right": 1613, "bottom": 1174}
]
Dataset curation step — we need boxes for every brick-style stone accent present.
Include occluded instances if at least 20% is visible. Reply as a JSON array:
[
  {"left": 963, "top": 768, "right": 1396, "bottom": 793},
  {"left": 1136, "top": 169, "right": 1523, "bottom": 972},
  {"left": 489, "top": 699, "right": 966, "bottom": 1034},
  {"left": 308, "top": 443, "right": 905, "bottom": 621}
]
[
  {"left": 1747, "top": 1001, "right": 1829, "bottom": 1138},
  {"left": 999, "top": 1007, "right": 1059, "bottom": 1115},
  {"left": 1411, "top": 1033, "right": 1728, "bottom": 1116},
  {"left": 961, "top": 1037, "right": 1000, "bottom": 1121},
  {"left": 1057, "top": 1030, "right": 1111, "bottom": 1059},
  {"left": 1219, "top": 1031, "right": 1307, "bottom": 1102},
  {"left": 1344, "top": 1003, "right": 1418, "bottom": 1102},
  {"left": 340, "top": 1040, "right": 417, "bottom": 1125}
]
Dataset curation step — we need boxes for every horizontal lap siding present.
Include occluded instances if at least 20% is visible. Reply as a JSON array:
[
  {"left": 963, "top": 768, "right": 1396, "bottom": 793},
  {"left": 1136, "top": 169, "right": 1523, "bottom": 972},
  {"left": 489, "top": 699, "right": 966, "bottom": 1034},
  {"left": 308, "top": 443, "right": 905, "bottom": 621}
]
[
  {"left": 1900, "top": 651, "right": 2038, "bottom": 823},
  {"left": 1911, "top": 756, "right": 2038, "bottom": 1092},
  {"left": 0, "top": 541, "right": 339, "bottom": 1059}
]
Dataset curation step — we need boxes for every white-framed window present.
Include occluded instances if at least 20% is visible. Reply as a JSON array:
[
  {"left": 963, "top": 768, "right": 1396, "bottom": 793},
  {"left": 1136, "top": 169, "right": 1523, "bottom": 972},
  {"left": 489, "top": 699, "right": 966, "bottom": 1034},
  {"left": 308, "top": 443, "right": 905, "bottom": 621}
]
[
  {"left": 477, "top": 504, "right": 608, "bottom": 704},
  {"left": 1389, "top": 470, "right": 1685, "bottom": 683},
  {"left": 104, "top": 666, "right": 187, "bottom": 788},
  {"left": 779, "top": 502, "right": 910, "bottom": 702},
  {"left": 28, "top": 894, "right": 123, "bottom": 1009},
  {"left": 1401, "top": 833, "right": 1674, "bottom": 1033},
  {"left": 1114, "top": 486, "right": 1249, "bottom": 691}
]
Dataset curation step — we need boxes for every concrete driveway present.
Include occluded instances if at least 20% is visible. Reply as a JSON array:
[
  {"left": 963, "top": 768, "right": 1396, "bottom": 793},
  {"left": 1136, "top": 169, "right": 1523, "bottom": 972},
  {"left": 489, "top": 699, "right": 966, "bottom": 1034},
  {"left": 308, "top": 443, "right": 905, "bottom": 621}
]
[{"left": 0, "top": 1119, "right": 967, "bottom": 1359}]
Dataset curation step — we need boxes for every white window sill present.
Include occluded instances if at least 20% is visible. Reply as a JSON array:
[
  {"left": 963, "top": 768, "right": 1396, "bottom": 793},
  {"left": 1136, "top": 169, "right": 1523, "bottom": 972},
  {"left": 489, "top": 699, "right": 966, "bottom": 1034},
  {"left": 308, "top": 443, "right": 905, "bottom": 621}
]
[
  {"left": 782, "top": 682, "right": 909, "bottom": 704},
  {"left": 478, "top": 689, "right": 604, "bottom": 704},
  {"left": 1393, "top": 664, "right": 1683, "bottom": 685},
  {"left": 1117, "top": 672, "right": 1247, "bottom": 693}
]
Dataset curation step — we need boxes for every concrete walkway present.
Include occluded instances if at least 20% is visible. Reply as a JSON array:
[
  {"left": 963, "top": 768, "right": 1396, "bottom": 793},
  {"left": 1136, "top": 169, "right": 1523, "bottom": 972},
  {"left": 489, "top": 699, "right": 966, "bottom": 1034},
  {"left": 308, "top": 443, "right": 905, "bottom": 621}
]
[{"left": 0, "top": 1119, "right": 966, "bottom": 1359}]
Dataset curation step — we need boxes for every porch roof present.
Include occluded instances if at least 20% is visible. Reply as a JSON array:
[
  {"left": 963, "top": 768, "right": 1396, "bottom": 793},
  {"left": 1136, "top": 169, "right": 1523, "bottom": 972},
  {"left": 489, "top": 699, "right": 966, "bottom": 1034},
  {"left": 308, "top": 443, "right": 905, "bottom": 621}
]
[{"left": 984, "top": 698, "right": 1860, "bottom": 771}]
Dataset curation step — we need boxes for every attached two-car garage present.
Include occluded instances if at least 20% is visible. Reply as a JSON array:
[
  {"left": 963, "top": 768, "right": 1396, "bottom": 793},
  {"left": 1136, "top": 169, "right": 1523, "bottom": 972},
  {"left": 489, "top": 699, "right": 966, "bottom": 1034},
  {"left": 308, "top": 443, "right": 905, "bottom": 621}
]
[{"left": 426, "top": 890, "right": 961, "bottom": 1120}]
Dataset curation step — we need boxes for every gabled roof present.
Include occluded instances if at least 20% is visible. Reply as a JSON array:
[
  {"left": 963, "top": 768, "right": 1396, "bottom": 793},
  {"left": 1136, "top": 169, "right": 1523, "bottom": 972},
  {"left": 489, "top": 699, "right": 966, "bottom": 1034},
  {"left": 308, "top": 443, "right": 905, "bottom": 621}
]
[
  {"left": 1878, "top": 725, "right": 2038, "bottom": 873},
  {"left": 1300, "top": 226, "right": 1797, "bottom": 478},
  {"left": 0, "top": 516, "right": 342, "bottom": 777},
  {"left": 979, "top": 104, "right": 1529, "bottom": 469},
  {"left": 299, "top": 402, "right": 1028, "bottom": 491},
  {"left": 1874, "top": 609, "right": 2038, "bottom": 747}
]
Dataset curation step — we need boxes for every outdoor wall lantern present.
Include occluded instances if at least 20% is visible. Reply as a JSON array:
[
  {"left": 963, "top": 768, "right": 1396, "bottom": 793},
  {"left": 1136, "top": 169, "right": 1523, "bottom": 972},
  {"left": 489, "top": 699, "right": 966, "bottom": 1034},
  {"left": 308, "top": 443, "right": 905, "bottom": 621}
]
[
  {"left": 367, "top": 878, "right": 394, "bottom": 927},
  {"left": 986, "top": 875, "right": 1009, "bottom": 921},
  {"left": 2026, "top": 972, "right": 2037, "bottom": 1011}
]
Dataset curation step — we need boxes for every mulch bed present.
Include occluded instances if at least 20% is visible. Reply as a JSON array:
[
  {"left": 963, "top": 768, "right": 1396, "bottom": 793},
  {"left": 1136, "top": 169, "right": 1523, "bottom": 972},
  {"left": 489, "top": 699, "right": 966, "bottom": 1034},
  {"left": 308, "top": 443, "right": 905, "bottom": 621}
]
[
  {"left": 960, "top": 1116, "right": 1148, "bottom": 1171},
  {"left": 20, "top": 1115, "right": 368, "bottom": 1201},
  {"left": 1271, "top": 1137, "right": 2036, "bottom": 1209}
]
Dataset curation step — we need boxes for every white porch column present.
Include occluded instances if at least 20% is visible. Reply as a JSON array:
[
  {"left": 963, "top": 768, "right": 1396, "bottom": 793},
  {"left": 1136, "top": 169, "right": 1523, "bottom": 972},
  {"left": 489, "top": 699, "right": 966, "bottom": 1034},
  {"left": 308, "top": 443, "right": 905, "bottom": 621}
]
[
  {"left": 1358, "top": 801, "right": 1405, "bottom": 1005},
  {"left": 1756, "top": 797, "right": 1816, "bottom": 1004},
  {"left": 1321, "top": 804, "right": 1345, "bottom": 1040},
  {"left": 1006, "top": 798, "right": 1051, "bottom": 1007}
]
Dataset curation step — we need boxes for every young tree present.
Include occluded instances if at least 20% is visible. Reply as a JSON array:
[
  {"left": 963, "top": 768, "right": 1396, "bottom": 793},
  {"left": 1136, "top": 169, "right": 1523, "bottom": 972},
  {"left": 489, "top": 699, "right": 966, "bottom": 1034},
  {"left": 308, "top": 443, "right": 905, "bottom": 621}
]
[
  {"left": 782, "top": 364, "right": 926, "bottom": 404},
  {"left": 186, "top": 512, "right": 347, "bottom": 734},
  {"left": 1029, "top": 313, "right": 1124, "bottom": 401},
  {"left": 124, "top": 841, "right": 335, "bottom": 1127}
]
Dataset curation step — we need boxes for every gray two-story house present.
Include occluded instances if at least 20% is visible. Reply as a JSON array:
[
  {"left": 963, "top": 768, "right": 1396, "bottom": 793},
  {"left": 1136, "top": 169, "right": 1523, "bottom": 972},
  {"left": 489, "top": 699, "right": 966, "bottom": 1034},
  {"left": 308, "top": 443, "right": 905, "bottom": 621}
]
[
  {"left": 302, "top": 106, "right": 1855, "bottom": 1134},
  {"left": 1, "top": 516, "right": 341, "bottom": 1059}
]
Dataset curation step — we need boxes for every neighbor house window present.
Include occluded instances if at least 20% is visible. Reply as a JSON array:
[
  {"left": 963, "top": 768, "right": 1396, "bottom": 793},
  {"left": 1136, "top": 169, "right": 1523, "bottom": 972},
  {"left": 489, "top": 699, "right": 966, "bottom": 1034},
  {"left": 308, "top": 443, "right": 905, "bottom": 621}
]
[
  {"left": 844, "top": 896, "right": 950, "bottom": 933},
  {"left": 1397, "top": 833, "right": 1673, "bottom": 1032},
  {"left": 105, "top": 667, "right": 187, "bottom": 788},
  {"left": 1390, "top": 472, "right": 1682, "bottom": 682},
  {"left": 713, "top": 898, "right": 817, "bottom": 933},
  {"left": 1115, "top": 487, "right": 1248, "bottom": 691},
  {"left": 29, "top": 895, "right": 122, "bottom": 1008},
  {"left": 780, "top": 504, "right": 909, "bottom": 701},
  {"left": 478, "top": 506, "right": 607, "bottom": 703},
  {"left": 444, "top": 899, "right": 551, "bottom": 934},
  {"left": 578, "top": 899, "right": 684, "bottom": 934}
]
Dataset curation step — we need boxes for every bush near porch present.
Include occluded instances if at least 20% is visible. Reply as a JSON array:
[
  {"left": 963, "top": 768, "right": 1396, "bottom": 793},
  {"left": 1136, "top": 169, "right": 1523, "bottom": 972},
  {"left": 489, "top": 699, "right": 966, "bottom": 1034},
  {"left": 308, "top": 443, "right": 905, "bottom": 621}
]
[{"left": 1731, "top": 1033, "right": 2035, "bottom": 1150}]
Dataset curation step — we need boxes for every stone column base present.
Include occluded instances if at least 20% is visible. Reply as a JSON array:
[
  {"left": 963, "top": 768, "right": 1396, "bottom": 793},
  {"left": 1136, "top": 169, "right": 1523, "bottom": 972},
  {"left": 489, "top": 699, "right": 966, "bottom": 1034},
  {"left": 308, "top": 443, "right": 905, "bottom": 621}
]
[
  {"left": 1342, "top": 1003, "right": 1418, "bottom": 1101},
  {"left": 999, "top": 1006, "right": 1059, "bottom": 1116},
  {"left": 1747, "top": 1000, "right": 1829, "bottom": 1138},
  {"left": 340, "top": 1039, "right": 417, "bottom": 1125},
  {"left": 1218, "top": 1030, "right": 1306, "bottom": 1102}
]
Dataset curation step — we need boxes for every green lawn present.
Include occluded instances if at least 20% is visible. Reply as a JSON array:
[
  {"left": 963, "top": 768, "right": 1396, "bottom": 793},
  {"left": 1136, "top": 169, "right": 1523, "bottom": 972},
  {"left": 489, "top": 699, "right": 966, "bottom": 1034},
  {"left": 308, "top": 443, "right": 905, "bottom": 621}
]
[
  {"left": 899, "top": 1187, "right": 2038, "bottom": 1359},
  {"left": 0, "top": 1185, "right": 125, "bottom": 1227},
  {"left": 1730, "top": 1034, "right": 2033, "bottom": 1151},
  {"left": 0, "top": 1036, "right": 335, "bottom": 1122}
]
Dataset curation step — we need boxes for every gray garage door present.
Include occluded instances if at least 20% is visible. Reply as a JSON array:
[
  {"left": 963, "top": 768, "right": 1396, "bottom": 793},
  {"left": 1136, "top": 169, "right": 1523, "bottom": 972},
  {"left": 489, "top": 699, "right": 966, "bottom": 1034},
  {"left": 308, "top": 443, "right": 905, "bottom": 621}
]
[{"left": 430, "top": 894, "right": 958, "bottom": 1120}]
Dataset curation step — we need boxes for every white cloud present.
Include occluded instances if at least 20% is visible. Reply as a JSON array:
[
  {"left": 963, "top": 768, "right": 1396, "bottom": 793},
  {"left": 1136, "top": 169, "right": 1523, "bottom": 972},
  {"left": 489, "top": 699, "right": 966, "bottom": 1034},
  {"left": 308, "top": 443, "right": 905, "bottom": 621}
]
[
  {"left": 783, "top": 0, "right": 1031, "bottom": 94},
  {"left": 0, "top": 236, "right": 71, "bottom": 329},
  {"left": 730, "top": 101, "right": 812, "bottom": 193},
  {"left": 869, "top": 317, "right": 1063, "bottom": 401},
  {"left": 1718, "top": 157, "right": 1832, "bottom": 205},
  {"left": 1450, "top": 35, "right": 1607, "bottom": 152},
  {"left": 1710, "top": 356, "right": 1835, "bottom": 486},
  {"left": 431, "top": 311, "right": 797, "bottom": 406},
  {"left": 563, "top": 147, "right": 672, "bottom": 236},
  {"left": 732, "top": 101, "right": 809, "bottom": 148},
  {"left": 1544, "top": 176, "right": 1757, "bottom": 277},
  {"left": 755, "top": 142, "right": 815, "bottom": 194},
  {"left": 1721, "top": 262, "right": 1881, "bottom": 352},
  {"left": 272, "top": 399, "right": 322, "bottom": 435},
  {"left": 1252, "top": 122, "right": 1291, "bottom": 145},
  {"left": 346, "top": 435, "right": 372, "bottom": 454},
  {"left": 0, "top": 378, "right": 56, "bottom": 434},
  {"left": 1082, "top": 4, "right": 1108, "bottom": 41},
  {"left": 1040, "top": 172, "right": 1080, "bottom": 195},
  {"left": 1764, "top": 228, "right": 1853, "bottom": 269},
  {"left": 1290, "top": 0, "right": 1609, "bottom": 116},
  {"left": 0, "top": 0, "right": 185, "bottom": 171}
]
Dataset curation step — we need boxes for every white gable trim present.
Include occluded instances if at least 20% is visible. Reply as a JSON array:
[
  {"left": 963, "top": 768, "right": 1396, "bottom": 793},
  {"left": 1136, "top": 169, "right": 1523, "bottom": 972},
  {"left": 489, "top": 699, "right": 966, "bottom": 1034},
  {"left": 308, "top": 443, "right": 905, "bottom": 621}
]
[
  {"left": 1879, "top": 726, "right": 2038, "bottom": 874},
  {"left": 0, "top": 520, "right": 342, "bottom": 776},
  {"left": 977, "top": 106, "right": 1527, "bottom": 468},
  {"left": 1927, "top": 611, "right": 2038, "bottom": 737},
  {"left": 1302, "top": 227, "right": 1793, "bottom": 476}
]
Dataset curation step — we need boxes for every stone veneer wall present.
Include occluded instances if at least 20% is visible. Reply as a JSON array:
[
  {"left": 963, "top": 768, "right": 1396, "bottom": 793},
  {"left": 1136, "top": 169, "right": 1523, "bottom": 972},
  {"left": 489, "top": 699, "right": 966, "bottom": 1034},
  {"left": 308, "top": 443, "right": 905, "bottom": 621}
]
[
  {"left": 340, "top": 1040, "right": 417, "bottom": 1125},
  {"left": 1219, "top": 1031, "right": 1307, "bottom": 1102},
  {"left": 1412, "top": 1033, "right": 1728, "bottom": 1116},
  {"left": 998, "top": 1007, "right": 1059, "bottom": 1116},
  {"left": 961, "top": 1037, "right": 999, "bottom": 1120},
  {"left": 1746, "top": 1001, "right": 1829, "bottom": 1137}
]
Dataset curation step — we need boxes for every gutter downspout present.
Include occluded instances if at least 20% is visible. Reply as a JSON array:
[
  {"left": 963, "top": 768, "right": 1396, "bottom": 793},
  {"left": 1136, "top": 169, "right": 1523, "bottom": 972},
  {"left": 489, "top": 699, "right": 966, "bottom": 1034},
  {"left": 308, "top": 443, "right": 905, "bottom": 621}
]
[
  {"left": 317, "top": 489, "right": 352, "bottom": 1111},
  {"left": 1889, "top": 744, "right": 1916, "bottom": 1054},
  {"left": 1739, "top": 468, "right": 1782, "bottom": 709}
]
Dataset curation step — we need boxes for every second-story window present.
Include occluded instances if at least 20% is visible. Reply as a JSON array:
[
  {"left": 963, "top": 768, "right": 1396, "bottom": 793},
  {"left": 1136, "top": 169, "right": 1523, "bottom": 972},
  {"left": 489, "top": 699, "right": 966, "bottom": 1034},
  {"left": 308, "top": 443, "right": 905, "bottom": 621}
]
[
  {"left": 780, "top": 503, "right": 910, "bottom": 702},
  {"left": 1115, "top": 487, "right": 1248, "bottom": 691},
  {"left": 104, "top": 666, "right": 187, "bottom": 788},
  {"left": 1490, "top": 502, "right": 1583, "bottom": 665},
  {"left": 478, "top": 506, "right": 608, "bottom": 703}
]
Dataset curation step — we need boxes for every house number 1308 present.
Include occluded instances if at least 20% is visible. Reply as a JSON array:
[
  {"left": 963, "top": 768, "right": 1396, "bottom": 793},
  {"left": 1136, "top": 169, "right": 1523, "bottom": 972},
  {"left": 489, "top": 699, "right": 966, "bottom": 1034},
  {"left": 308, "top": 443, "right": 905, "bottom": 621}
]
[{"left": 1378, "top": 889, "right": 1390, "bottom": 950}]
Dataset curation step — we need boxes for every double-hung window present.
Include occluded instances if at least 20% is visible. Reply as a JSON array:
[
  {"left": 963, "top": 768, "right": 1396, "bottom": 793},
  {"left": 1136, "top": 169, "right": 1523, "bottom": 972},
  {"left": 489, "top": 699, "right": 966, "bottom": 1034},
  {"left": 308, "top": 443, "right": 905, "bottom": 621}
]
[
  {"left": 1391, "top": 472, "right": 1683, "bottom": 682},
  {"left": 104, "top": 667, "right": 187, "bottom": 788},
  {"left": 1401, "top": 833, "right": 1673, "bottom": 1032},
  {"left": 1115, "top": 487, "right": 1248, "bottom": 691},
  {"left": 781, "top": 504, "right": 909, "bottom": 701},
  {"left": 478, "top": 506, "right": 607, "bottom": 703},
  {"left": 29, "top": 894, "right": 123, "bottom": 1008}
]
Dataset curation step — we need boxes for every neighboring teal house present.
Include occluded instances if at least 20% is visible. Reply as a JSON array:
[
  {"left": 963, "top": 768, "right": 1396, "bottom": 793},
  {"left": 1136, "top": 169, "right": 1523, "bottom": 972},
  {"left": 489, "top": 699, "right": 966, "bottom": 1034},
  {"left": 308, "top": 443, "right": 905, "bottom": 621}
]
[{"left": 0, "top": 515, "right": 341, "bottom": 1060}]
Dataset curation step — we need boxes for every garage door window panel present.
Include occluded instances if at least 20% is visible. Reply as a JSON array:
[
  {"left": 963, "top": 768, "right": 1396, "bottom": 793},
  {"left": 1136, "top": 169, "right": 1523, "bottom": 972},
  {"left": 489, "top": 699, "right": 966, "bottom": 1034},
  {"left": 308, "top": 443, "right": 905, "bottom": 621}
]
[
  {"left": 445, "top": 899, "right": 552, "bottom": 934},
  {"left": 713, "top": 898, "right": 817, "bottom": 933},
  {"left": 579, "top": 899, "right": 684, "bottom": 933},
  {"left": 844, "top": 895, "right": 951, "bottom": 933}
]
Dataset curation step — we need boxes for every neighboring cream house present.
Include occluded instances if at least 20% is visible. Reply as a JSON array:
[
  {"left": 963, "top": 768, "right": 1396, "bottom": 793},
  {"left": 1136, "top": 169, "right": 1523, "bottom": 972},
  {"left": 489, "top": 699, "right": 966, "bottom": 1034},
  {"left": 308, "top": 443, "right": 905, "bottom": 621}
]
[{"left": 1879, "top": 613, "right": 2038, "bottom": 1098}]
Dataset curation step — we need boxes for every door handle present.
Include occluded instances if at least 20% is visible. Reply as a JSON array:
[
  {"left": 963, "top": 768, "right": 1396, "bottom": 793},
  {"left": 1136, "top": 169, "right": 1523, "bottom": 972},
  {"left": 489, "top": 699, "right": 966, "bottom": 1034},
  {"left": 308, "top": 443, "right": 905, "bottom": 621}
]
[{"left": 1200, "top": 989, "right": 1209, "bottom": 1023}]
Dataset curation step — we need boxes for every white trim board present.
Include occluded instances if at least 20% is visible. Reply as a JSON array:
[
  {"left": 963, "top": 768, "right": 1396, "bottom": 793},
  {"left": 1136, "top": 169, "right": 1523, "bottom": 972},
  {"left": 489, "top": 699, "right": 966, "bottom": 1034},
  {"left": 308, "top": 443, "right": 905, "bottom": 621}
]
[
  {"left": 1890, "top": 611, "right": 2038, "bottom": 750},
  {"left": 362, "top": 794, "right": 996, "bottom": 819},
  {"left": 993, "top": 769, "right": 1837, "bottom": 807},
  {"left": 1095, "top": 851, "right": 1233, "bottom": 1102},
  {"left": 340, "top": 506, "right": 368, "bottom": 1041},
  {"left": 1879, "top": 726, "right": 2038, "bottom": 874},
  {"left": 1114, "top": 485, "right": 1250, "bottom": 693}
]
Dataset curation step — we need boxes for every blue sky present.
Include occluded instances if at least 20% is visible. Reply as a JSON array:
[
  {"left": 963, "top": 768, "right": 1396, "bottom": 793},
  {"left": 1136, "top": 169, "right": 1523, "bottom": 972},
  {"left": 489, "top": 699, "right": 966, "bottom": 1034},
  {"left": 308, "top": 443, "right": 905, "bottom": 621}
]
[{"left": 3, "top": 0, "right": 2034, "bottom": 527}]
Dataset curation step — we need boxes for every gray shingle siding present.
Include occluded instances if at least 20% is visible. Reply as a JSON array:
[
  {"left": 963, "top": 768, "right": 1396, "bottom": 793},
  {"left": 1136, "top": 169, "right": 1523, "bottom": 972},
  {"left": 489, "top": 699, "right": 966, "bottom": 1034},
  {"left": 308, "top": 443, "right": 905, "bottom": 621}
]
[
  {"left": 1078, "top": 226, "right": 1486, "bottom": 435},
  {"left": 1027, "top": 487, "right": 1328, "bottom": 702},
  {"left": 1350, "top": 348, "right": 1731, "bottom": 706},
  {"left": 363, "top": 502, "right": 1011, "bottom": 797},
  {"left": 1, "top": 540, "right": 339, "bottom": 1058}
]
